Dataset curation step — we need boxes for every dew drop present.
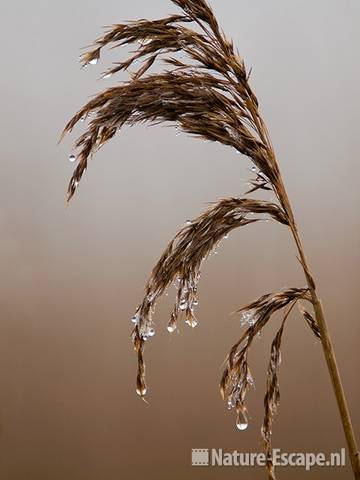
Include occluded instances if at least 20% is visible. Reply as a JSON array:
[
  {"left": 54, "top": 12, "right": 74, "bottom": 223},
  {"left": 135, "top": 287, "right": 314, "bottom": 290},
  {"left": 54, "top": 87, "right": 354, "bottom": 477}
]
[
  {"left": 103, "top": 73, "right": 112, "bottom": 79},
  {"left": 193, "top": 300, "right": 199, "bottom": 306},
  {"left": 236, "top": 421, "right": 248, "bottom": 431},
  {"left": 224, "top": 234, "right": 229, "bottom": 239},
  {"left": 167, "top": 323, "right": 176, "bottom": 333},
  {"left": 89, "top": 58, "right": 98, "bottom": 65},
  {"left": 251, "top": 166, "right": 257, "bottom": 172},
  {"left": 179, "top": 302, "right": 187, "bottom": 311},
  {"left": 147, "top": 328, "right": 155, "bottom": 337},
  {"left": 185, "top": 318, "right": 198, "bottom": 328},
  {"left": 136, "top": 386, "right": 147, "bottom": 397},
  {"left": 236, "top": 412, "right": 248, "bottom": 431},
  {"left": 68, "top": 154, "right": 76, "bottom": 162},
  {"left": 186, "top": 220, "right": 192, "bottom": 225},
  {"left": 240, "top": 311, "right": 255, "bottom": 327}
]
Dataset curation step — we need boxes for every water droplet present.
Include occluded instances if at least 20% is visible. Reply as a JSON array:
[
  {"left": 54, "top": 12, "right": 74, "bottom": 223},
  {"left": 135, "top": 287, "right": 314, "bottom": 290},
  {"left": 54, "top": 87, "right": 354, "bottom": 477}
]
[
  {"left": 89, "top": 58, "right": 98, "bottom": 65},
  {"left": 69, "top": 154, "right": 76, "bottom": 162},
  {"left": 185, "top": 318, "right": 198, "bottom": 328},
  {"left": 236, "top": 420, "right": 248, "bottom": 431},
  {"left": 240, "top": 311, "right": 255, "bottom": 327},
  {"left": 227, "top": 399, "right": 235, "bottom": 410},
  {"left": 224, "top": 234, "right": 229, "bottom": 239},
  {"left": 179, "top": 302, "right": 187, "bottom": 311},
  {"left": 147, "top": 328, "right": 155, "bottom": 337},
  {"left": 136, "top": 386, "right": 147, "bottom": 397},
  {"left": 103, "top": 73, "right": 112, "bottom": 79},
  {"left": 251, "top": 166, "right": 257, "bottom": 172},
  {"left": 236, "top": 411, "right": 248, "bottom": 431},
  {"left": 193, "top": 300, "right": 199, "bottom": 306},
  {"left": 186, "top": 220, "right": 192, "bottom": 225},
  {"left": 167, "top": 323, "right": 176, "bottom": 333},
  {"left": 131, "top": 315, "right": 138, "bottom": 324},
  {"left": 247, "top": 372, "right": 255, "bottom": 388},
  {"left": 235, "top": 150, "right": 241, "bottom": 155}
]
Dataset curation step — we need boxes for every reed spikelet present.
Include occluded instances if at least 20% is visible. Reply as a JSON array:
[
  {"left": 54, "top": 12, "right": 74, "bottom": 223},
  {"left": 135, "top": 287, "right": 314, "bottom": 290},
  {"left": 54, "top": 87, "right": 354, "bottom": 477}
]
[{"left": 61, "top": 1, "right": 360, "bottom": 478}]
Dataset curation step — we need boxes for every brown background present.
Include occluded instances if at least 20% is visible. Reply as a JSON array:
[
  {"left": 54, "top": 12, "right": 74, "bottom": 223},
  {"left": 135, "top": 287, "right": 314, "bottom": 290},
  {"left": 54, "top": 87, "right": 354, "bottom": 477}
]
[{"left": 0, "top": 1, "right": 359, "bottom": 479}]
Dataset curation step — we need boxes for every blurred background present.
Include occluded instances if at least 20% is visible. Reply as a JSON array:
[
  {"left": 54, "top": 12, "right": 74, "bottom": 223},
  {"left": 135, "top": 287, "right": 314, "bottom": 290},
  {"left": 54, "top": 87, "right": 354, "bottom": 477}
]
[{"left": 0, "top": 0, "right": 359, "bottom": 479}]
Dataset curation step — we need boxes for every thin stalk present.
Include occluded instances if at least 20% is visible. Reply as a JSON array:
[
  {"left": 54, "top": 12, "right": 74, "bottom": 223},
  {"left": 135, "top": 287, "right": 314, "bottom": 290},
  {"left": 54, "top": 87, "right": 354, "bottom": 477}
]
[
  {"left": 250, "top": 108, "right": 360, "bottom": 476},
  {"left": 278, "top": 175, "right": 360, "bottom": 479}
]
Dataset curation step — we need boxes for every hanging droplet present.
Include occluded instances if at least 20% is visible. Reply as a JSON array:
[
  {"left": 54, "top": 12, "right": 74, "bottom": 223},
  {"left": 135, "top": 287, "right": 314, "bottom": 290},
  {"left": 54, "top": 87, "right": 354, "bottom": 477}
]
[
  {"left": 68, "top": 154, "right": 76, "bottom": 162},
  {"left": 224, "top": 234, "right": 229, "bottom": 239},
  {"left": 167, "top": 323, "right": 176, "bottom": 333},
  {"left": 251, "top": 166, "right": 257, "bottom": 172},
  {"left": 240, "top": 310, "right": 255, "bottom": 327},
  {"left": 236, "top": 411, "right": 248, "bottom": 431},
  {"left": 89, "top": 58, "right": 98, "bottom": 65},
  {"left": 136, "top": 386, "right": 147, "bottom": 397},
  {"left": 186, "top": 220, "right": 192, "bottom": 225},
  {"left": 193, "top": 300, "right": 199, "bottom": 306},
  {"left": 247, "top": 372, "right": 255, "bottom": 388},
  {"left": 147, "top": 328, "right": 155, "bottom": 337},
  {"left": 185, "top": 318, "right": 198, "bottom": 328},
  {"left": 179, "top": 302, "right": 187, "bottom": 311},
  {"left": 131, "top": 314, "right": 139, "bottom": 324}
]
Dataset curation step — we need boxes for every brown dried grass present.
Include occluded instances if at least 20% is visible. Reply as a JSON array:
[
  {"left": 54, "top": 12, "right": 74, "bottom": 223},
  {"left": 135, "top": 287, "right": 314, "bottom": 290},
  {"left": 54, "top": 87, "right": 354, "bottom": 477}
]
[{"left": 61, "top": 2, "right": 360, "bottom": 479}]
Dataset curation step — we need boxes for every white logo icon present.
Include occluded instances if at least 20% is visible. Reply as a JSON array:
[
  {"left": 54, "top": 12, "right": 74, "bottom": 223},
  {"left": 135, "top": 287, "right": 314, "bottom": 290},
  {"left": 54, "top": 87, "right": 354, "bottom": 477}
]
[{"left": 192, "top": 449, "right": 209, "bottom": 466}]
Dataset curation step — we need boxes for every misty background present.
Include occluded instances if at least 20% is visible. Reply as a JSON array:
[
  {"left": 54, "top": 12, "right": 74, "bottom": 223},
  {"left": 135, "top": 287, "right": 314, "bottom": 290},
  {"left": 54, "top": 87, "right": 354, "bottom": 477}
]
[{"left": 0, "top": 0, "right": 359, "bottom": 478}]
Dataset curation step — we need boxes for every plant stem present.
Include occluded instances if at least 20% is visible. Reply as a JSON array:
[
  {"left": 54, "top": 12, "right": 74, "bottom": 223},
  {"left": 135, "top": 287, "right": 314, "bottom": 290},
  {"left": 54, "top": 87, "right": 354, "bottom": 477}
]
[{"left": 281, "top": 183, "right": 360, "bottom": 479}]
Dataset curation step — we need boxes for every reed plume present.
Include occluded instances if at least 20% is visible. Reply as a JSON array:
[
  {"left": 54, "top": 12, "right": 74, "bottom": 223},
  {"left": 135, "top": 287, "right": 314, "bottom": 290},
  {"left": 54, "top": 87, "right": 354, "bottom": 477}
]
[{"left": 61, "top": 1, "right": 360, "bottom": 478}]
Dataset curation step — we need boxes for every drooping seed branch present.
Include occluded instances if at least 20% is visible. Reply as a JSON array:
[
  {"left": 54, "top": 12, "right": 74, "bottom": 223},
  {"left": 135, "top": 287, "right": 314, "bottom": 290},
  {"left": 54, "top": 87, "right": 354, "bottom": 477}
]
[{"left": 61, "top": 1, "right": 360, "bottom": 479}]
